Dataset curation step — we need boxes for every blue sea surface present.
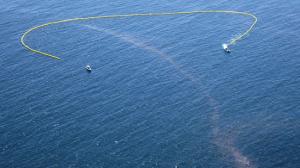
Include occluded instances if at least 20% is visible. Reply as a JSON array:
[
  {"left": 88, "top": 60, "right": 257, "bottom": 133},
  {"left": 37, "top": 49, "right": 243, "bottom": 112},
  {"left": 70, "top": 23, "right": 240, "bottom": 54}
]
[{"left": 1, "top": 0, "right": 300, "bottom": 167}]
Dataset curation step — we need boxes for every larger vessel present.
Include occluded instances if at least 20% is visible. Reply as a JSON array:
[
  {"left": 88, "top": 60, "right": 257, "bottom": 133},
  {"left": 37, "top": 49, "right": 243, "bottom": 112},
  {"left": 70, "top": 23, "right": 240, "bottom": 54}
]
[{"left": 222, "top": 44, "right": 231, "bottom": 53}]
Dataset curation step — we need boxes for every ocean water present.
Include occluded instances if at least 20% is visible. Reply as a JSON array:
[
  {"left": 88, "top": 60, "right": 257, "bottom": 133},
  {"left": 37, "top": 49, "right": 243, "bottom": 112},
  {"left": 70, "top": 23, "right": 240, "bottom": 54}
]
[{"left": 1, "top": 0, "right": 300, "bottom": 167}]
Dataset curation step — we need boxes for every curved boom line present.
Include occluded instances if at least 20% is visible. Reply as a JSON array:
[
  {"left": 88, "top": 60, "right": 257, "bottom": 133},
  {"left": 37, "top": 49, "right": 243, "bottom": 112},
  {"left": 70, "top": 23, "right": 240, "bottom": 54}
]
[{"left": 20, "top": 10, "right": 257, "bottom": 60}]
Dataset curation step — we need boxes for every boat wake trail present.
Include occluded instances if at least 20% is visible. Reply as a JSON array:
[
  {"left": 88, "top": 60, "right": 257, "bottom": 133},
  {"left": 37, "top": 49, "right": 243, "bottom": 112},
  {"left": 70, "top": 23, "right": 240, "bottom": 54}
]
[{"left": 84, "top": 24, "right": 255, "bottom": 168}]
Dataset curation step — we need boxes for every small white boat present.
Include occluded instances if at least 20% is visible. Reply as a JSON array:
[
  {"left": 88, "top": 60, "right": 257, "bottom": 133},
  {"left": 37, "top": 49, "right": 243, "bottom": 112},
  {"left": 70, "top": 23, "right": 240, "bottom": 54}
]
[
  {"left": 222, "top": 44, "right": 231, "bottom": 53},
  {"left": 85, "top": 65, "right": 92, "bottom": 72}
]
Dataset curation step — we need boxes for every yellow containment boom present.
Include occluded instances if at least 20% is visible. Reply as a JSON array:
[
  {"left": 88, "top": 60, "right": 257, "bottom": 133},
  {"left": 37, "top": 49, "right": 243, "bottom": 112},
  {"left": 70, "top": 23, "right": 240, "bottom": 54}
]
[{"left": 20, "top": 10, "right": 258, "bottom": 60}]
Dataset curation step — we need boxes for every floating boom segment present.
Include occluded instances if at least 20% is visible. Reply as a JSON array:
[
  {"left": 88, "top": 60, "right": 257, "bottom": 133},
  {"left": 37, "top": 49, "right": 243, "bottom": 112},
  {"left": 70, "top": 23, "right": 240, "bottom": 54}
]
[{"left": 20, "top": 10, "right": 258, "bottom": 60}]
